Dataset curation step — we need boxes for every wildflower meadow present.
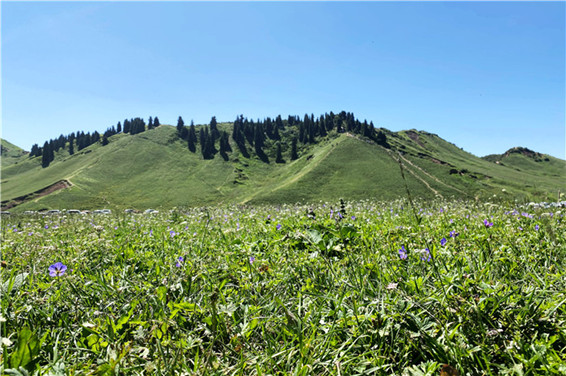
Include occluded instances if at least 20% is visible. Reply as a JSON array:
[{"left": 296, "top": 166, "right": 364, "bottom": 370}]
[{"left": 1, "top": 199, "right": 565, "bottom": 375}]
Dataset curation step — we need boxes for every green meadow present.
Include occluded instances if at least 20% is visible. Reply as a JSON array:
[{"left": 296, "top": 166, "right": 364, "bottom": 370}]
[{"left": 1, "top": 199, "right": 564, "bottom": 375}]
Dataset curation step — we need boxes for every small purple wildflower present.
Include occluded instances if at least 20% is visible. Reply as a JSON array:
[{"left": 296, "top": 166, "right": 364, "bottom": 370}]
[
  {"left": 440, "top": 238, "right": 447, "bottom": 246},
  {"left": 276, "top": 224, "right": 282, "bottom": 231},
  {"left": 176, "top": 256, "right": 184, "bottom": 267},
  {"left": 483, "top": 219, "right": 493, "bottom": 228},
  {"left": 49, "top": 262, "right": 67, "bottom": 277},
  {"left": 351, "top": 216, "right": 356, "bottom": 220},
  {"left": 420, "top": 248, "right": 431, "bottom": 262},
  {"left": 449, "top": 230, "right": 459, "bottom": 238},
  {"left": 45, "top": 225, "right": 49, "bottom": 229},
  {"left": 535, "top": 225, "right": 539, "bottom": 231},
  {"left": 170, "top": 230, "right": 176, "bottom": 237},
  {"left": 249, "top": 256, "right": 255, "bottom": 264},
  {"left": 398, "top": 246, "right": 408, "bottom": 260}
]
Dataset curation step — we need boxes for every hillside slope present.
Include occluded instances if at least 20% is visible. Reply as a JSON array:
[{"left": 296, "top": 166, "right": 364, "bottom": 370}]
[
  {"left": 1, "top": 139, "right": 28, "bottom": 168},
  {"left": 1, "top": 123, "right": 564, "bottom": 211}
]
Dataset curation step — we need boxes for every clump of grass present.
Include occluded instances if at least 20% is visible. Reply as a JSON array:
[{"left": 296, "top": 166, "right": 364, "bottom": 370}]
[{"left": 1, "top": 199, "right": 565, "bottom": 374}]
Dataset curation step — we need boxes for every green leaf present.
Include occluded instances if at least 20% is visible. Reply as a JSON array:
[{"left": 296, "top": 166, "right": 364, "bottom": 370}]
[
  {"left": 1, "top": 273, "right": 29, "bottom": 294},
  {"left": 9, "top": 327, "right": 40, "bottom": 371}
]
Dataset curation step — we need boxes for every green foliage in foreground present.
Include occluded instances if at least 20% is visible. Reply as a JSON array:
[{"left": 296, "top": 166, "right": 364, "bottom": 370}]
[{"left": 1, "top": 199, "right": 565, "bottom": 375}]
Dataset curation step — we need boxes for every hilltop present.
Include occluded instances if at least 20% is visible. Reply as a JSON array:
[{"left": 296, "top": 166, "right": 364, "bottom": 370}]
[
  {"left": 1, "top": 138, "right": 28, "bottom": 168},
  {"left": 1, "top": 112, "right": 564, "bottom": 211}
]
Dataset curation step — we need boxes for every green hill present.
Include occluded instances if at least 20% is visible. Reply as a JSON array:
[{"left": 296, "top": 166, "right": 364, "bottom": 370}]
[
  {"left": 1, "top": 138, "right": 28, "bottom": 168},
  {"left": 1, "top": 117, "right": 564, "bottom": 211}
]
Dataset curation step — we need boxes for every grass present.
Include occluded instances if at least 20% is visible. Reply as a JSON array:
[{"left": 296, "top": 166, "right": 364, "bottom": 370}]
[
  {"left": 0, "top": 139, "right": 28, "bottom": 169},
  {"left": 1, "top": 198, "right": 565, "bottom": 375}
]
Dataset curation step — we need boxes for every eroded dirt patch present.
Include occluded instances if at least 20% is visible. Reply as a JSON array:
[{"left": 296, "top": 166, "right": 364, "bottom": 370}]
[
  {"left": 1, "top": 180, "right": 72, "bottom": 210},
  {"left": 406, "top": 131, "right": 425, "bottom": 148}
]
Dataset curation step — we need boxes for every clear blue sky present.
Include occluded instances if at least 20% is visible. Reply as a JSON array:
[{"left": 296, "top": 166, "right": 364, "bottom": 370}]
[{"left": 2, "top": 1, "right": 565, "bottom": 159}]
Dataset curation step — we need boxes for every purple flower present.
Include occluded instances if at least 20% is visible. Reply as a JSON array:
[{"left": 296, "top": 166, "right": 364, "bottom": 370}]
[
  {"left": 398, "top": 246, "right": 408, "bottom": 260},
  {"left": 176, "top": 256, "right": 184, "bottom": 267},
  {"left": 49, "top": 262, "right": 67, "bottom": 277},
  {"left": 276, "top": 224, "right": 282, "bottom": 231},
  {"left": 170, "top": 230, "right": 176, "bottom": 237},
  {"left": 483, "top": 219, "right": 493, "bottom": 228},
  {"left": 351, "top": 216, "right": 356, "bottom": 220},
  {"left": 535, "top": 225, "right": 539, "bottom": 231},
  {"left": 440, "top": 238, "right": 447, "bottom": 246},
  {"left": 420, "top": 248, "right": 431, "bottom": 262},
  {"left": 45, "top": 225, "right": 49, "bottom": 229},
  {"left": 449, "top": 230, "right": 459, "bottom": 238},
  {"left": 249, "top": 256, "right": 255, "bottom": 264}
]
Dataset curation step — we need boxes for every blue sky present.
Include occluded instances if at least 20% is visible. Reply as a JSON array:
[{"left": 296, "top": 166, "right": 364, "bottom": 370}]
[{"left": 2, "top": 1, "right": 565, "bottom": 159}]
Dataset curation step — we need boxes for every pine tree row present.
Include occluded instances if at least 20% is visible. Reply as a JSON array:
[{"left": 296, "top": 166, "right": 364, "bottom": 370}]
[{"left": 30, "top": 116, "right": 160, "bottom": 168}]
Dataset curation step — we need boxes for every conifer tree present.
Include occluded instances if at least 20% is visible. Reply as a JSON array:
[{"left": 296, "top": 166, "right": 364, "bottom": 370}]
[
  {"left": 205, "top": 128, "right": 215, "bottom": 158},
  {"left": 30, "top": 144, "right": 40, "bottom": 157},
  {"left": 275, "top": 142, "right": 285, "bottom": 163},
  {"left": 187, "top": 121, "right": 197, "bottom": 153},
  {"left": 199, "top": 127, "right": 206, "bottom": 157},
  {"left": 180, "top": 126, "right": 189, "bottom": 140},
  {"left": 153, "top": 117, "right": 160, "bottom": 127},
  {"left": 290, "top": 137, "right": 298, "bottom": 160},
  {"left": 177, "top": 116, "right": 185, "bottom": 138},
  {"left": 41, "top": 141, "right": 53, "bottom": 168},
  {"left": 123, "top": 119, "right": 131, "bottom": 134},
  {"left": 148, "top": 116, "right": 153, "bottom": 130},
  {"left": 117, "top": 122, "right": 122, "bottom": 133},
  {"left": 210, "top": 116, "right": 219, "bottom": 139}
]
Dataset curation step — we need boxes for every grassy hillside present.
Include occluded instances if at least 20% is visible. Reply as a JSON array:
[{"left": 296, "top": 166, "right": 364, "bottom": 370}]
[
  {"left": 0, "top": 139, "right": 28, "bottom": 168},
  {"left": 1, "top": 122, "right": 564, "bottom": 211}
]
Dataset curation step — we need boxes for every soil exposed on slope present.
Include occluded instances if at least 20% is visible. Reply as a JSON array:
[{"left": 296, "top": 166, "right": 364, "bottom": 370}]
[{"left": 1, "top": 180, "right": 72, "bottom": 210}]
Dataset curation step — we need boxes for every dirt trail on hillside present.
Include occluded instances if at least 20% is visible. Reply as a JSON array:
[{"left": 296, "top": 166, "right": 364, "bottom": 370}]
[
  {"left": 396, "top": 153, "right": 466, "bottom": 196},
  {"left": 1, "top": 180, "right": 72, "bottom": 210}
]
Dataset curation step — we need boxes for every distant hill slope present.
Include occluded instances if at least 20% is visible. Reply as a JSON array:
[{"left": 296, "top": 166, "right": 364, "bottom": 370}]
[
  {"left": 483, "top": 147, "right": 565, "bottom": 178},
  {"left": 1, "top": 121, "right": 564, "bottom": 211},
  {"left": 1, "top": 138, "right": 28, "bottom": 168}
]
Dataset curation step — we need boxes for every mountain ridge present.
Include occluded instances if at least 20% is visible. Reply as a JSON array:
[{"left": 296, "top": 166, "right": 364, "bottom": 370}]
[{"left": 1, "top": 118, "right": 564, "bottom": 211}]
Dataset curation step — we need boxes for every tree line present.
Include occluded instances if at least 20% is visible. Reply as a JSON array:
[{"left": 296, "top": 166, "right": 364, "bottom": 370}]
[
  {"left": 175, "top": 111, "right": 388, "bottom": 164},
  {"left": 29, "top": 116, "right": 160, "bottom": 167},
  {"left": 30, "top": 111, "right": 388, "bottom": 168}
]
